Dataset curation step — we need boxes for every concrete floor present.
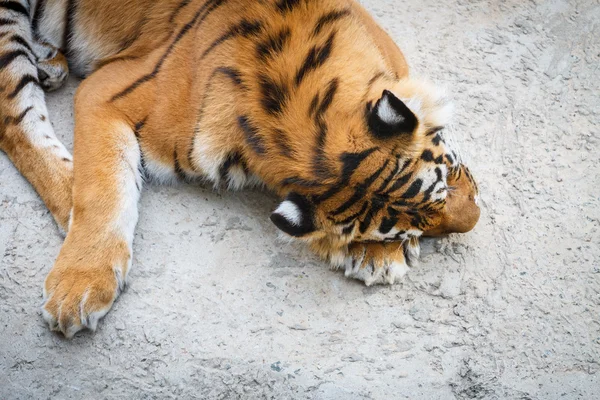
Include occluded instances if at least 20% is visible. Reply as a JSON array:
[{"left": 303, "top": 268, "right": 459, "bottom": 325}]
[{"left": 1, "top": 0, "right": 599, "bottom": 398}]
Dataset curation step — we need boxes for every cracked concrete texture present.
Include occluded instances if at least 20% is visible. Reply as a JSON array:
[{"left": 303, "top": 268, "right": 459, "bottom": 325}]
[{"left": 1, "top": 0, "right": 599, "bottom": 398}]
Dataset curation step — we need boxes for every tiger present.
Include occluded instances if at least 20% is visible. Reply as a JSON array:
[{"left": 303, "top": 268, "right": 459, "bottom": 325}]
[{"left": 0, "top": 0, "right": 480, "bottom": 338}]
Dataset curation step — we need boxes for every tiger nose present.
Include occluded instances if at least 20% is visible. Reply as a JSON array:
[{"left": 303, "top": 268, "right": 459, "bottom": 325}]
[
  {"left": 424, "top": 191, "right": 480, "bottom": 236},
  {"left": 423, "top": 167, "right": 480, "bottom": 237}
]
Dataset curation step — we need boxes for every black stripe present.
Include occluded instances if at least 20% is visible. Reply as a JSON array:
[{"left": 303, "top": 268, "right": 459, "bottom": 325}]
[
  {"left": 308, "top": 93, "right": 319, "bottom": 117},
  {"left": 312, "top": 147, "right": 377, "bottom": 205},
  {"left": 238, "top": 115, "right": 266, "bottom": 155},
  {"left": 0, "top": 1, "right": 29, "bottom": 18},
  {"left": 110, "top": 74, "right": 155, "bottom": 101},
  {"left": 96, "top": 54, "right": 143, "bottom": 70},
  {"left": 170, "top": 0, "right": 193, "bottom": 23},
  {"left": 9, "top": 35, "right": 36, "bottom": 59},
  {"left": 332, "top": 190, "right": 366, "bottom": 217},
  {"left": 316, "top": 77, "right": 338, "bottom": 116},
  {"left": 134, "top": 119, "right": 147, "bottom": 139},
  {"left": 338, "top": 147, "right": 378, "bottom": 186},
  {"left": 295, "top": 31, "right": 335, "bottom": 86},
  {"left": 3, "top": 105, "right": 33, "bottom": 125},
  {"left": 273, "top": 128, "right": 293, "bottom": 158},
  {"left": 0, "top": 18, "right": 17, "bottom": 26},
  {"left": 313, "top": 184, "right": 342, "bottom": 205},
  {"left": 421, "top": 169, "right": 442, "bottom": 202},
  {"left": 426, "top": 126, "right": 444, "bottom": 136},
  {"left": 384, "top": 171, "right": 413, "bottom": 196},
  {"left": 311, "top": 78, "right": 338, "bottom": 178},
  {"left": 111, "top": 0, "right": 227, "bottom": 102},
  {"left": 8, "top": 74, "right": 39, "bottom": 99},
  {"left": 132, "top": 123, "right": 147, "bottom": 186},
  {"left": 138, "top": 151, "right": 147, "bottom": 178},
  {"left": 379, "top": 216, "right": 398, "bottom": 235},
  {"left": 375, "top": 157, "right": 403, "bottom": 194},
  {"left": 256, "top": 27, "right": 291, "bottom": 61},
  {"left": 312, "top": 121, "right": 330, "bottom": 178},
  {"left": 276, "top": 0, "right": 300, "bottom": 14},
  {"left": 203, "top": 19, "right": 262, "bottom": 60},
  {"left": 401, "top": 179, "right": 423, "bottom": 199},
  {"left": 259, "top": 73, "right": 289, "bottom": 115},
  {"left": 173, "top": 150, "right": 187, "bottom": 181},
  {"left": 342, "top": 224, "right": 354, "bottom": 235},
  {"left": 219, "top": 152, "right": 248, "bottom": 182},
  {"left": 214, "top": 66, "right": 245, "bottom": 88},
  {"left": 421, "top": 150, "right": 434, "bottom": 162},
  {"left": 359, "top": 201, "right": 384, "bottom": 234},
  {"left": 405, "top": 209, "right": 425, "bottom": 229},
  {"left": 0, "top": 50, "right": 31, "bottom": 70},
  {"left": 32, "top": 0, "right": 46, "bottom": 36},
  {"left": 331, "top": 158, "right": 390, "bottom": 216},
  {"left": 336, "top": 201, "right": 369, "bottom": 225},
  {"left": 159, "top": 0, "right": 228, "bottom": 70},
  {"left": 312, "top": 8, "right": 350, "bottom": 37}
]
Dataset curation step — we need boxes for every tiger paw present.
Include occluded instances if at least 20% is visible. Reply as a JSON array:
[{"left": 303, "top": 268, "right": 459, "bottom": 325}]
[
  {"left": 344, "top": 242, "right": 413, "bottom": 286},
  {"left": 37, "top": 50, "right": 69, "bottom": 92},
  {"left": 41, "top": 259, "right": 123, "bottom": 338}
]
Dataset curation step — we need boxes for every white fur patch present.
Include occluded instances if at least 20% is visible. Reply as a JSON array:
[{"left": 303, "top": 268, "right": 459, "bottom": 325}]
[
  {"left": 328, "top": 250, "right": 347, "bottom": 268},
  {"left": 189, "top": 137, "right": 225, "bottom": 186},
  {"left": 378, "top": 95, "right": 405, "bottom": 124},
  {"left": 406, "top": 229, "right": 423, "bottom": 238},
  {"left": 274, "top": 201, "right": 302, "bottom": 226},
  {"left": 142, "top": 157, "right": 179, "bottom": 184},
  {"left": 113, "top": 133, "right": 143, "bottom": 245},
  {"left": 226, "top": 165, "right": 247, "bottom": 190}
]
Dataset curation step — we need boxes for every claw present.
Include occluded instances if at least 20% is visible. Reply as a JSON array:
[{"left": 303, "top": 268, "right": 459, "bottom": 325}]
[{"left": 344, "top": 242, "right": 412, "bottom": 286}]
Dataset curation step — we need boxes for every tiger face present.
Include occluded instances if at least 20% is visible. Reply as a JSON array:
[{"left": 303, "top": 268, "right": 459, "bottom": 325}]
[{"left": 270, "top": 78, "right": 480, "bottom": 265}]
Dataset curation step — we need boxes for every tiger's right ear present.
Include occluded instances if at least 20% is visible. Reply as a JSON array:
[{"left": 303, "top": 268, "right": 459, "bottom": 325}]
[
  {"left": 368, "top": 90, "right": 418, "bottom": 139},
  {"left": 270, "top": 193, "right": 316, "bottom": 237}
]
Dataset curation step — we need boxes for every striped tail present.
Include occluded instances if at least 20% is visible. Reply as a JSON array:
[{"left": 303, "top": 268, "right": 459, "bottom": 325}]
[{"left": 0, "top": 0, "right": 72, "bottom": 229}]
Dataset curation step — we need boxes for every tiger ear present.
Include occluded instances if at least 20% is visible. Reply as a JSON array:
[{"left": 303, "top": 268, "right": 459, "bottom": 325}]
[
  {"left": 270, "top": 193, "right": 316, "bottom": 237},
  {"left": 368, "top": 90, "right": 418, "bottom": 139}
]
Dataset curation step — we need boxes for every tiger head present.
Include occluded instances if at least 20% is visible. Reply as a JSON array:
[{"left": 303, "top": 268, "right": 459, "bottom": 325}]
[{"left": 269, "top": 77, "right": 480, "bottom": 264}]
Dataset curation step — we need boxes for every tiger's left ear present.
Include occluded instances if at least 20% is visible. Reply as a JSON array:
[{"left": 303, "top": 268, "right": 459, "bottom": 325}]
[
  {"left": 368, "top": 90, "right": 418, "bottom": 139},
  {"left": 270, "top": 193, "right": 316, "bottom": 237}
]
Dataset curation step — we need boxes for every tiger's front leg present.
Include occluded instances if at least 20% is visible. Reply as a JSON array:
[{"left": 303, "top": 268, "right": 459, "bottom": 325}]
[
  {"left": 0, "top": 4, "right": 72, "bottom": 230},
  {"left": 41, "top": 80, "right": 143, "bottom": 338}
]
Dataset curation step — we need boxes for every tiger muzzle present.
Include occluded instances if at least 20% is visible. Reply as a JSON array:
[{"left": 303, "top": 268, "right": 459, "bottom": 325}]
[{"left": 424, "top": 167, "right": 480, "bottom": 237}]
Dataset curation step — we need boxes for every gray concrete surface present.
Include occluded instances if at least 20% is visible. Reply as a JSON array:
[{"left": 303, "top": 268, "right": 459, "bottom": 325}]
[{"left": 1, "top": 0, "right": 599, "bottom": 398}]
